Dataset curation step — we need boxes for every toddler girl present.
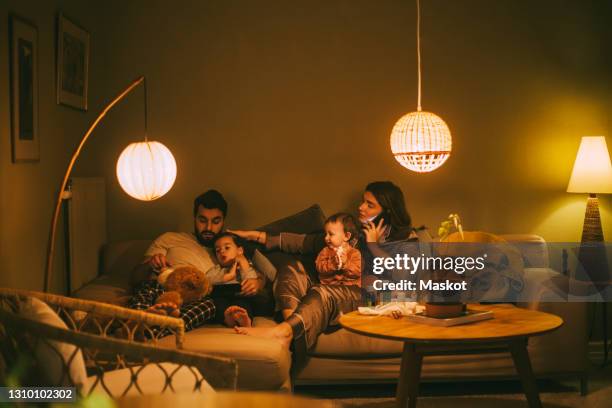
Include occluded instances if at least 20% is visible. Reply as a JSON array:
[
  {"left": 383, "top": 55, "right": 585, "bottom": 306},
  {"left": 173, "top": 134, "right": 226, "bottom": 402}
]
[{"left": 315, "top": 213, "right": 361, "bottom": 286}]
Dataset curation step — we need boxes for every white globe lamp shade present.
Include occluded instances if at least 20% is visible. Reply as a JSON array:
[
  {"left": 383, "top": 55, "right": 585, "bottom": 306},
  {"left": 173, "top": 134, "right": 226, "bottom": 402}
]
[
  {"left": 116, "top": 141, "right": 177, "bottom": 201},
  {"left": 390, "top": 110, "right": 452, "bottom": 173}
]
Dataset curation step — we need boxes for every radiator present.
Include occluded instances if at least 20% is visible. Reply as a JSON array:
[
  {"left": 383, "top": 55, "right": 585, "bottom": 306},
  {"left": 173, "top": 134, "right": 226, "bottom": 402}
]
[{"left": 67, "top": 177, "right": 107, "bottom": 293}]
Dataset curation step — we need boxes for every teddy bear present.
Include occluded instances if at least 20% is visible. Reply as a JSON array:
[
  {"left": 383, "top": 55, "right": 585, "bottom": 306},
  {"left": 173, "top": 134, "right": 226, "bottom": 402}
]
[{"left": 152, "top": 265, "right": 212, "bottom": 317}]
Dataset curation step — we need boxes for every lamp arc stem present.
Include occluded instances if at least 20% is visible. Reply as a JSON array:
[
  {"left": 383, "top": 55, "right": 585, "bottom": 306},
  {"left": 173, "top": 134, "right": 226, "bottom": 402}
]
[{"left": 44, "top": 76, "right": 145, "bottom": 292}]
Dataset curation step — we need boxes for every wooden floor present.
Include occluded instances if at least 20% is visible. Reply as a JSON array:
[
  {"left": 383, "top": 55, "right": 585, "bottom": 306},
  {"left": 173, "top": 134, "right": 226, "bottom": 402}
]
[{"left": 295, "top": 342, "right": 612, "bottom": 408}]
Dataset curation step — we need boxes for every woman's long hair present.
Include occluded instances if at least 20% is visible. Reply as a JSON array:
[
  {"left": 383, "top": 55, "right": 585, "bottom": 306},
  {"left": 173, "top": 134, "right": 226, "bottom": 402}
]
[{"left": 365, "top": 181, "right": 412, "bottom": 241}]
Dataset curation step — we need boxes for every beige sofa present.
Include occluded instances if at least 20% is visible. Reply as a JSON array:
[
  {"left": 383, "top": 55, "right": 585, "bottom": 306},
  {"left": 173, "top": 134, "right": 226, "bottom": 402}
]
[{"left": 74, "top": 233, "right": 589, "bottom": 394}]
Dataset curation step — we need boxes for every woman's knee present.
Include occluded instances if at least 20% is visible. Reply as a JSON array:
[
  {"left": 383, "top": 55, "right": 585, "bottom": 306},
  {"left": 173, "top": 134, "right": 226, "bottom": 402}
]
[{"left": 273, "top": 262, "right": 311, "bottom": 307}]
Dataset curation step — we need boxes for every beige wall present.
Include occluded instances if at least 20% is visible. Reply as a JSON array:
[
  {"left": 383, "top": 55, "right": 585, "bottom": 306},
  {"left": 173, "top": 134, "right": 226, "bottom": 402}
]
[
  {"left": 1, "top": 1, "right": 610, "bottom": 292},
  {"left": 0, "top": 1, "right": 107, "bottom": 291},
  {"left": 78, "top": 0, "right": 611, "bottom": 243}
]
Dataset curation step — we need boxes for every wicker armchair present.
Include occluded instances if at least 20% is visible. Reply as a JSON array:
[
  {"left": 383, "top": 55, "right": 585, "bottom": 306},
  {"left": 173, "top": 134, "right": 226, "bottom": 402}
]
[
  {"left": 0, "top": 288, "right": 186, "bottom": 346},
  {"left": 0, "top": 288, "right": 237, "bottom": 398}
]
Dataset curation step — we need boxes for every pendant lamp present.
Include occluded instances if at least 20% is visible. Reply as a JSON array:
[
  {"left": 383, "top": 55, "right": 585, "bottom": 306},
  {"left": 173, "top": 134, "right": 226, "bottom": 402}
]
[
  {"left": 117, "top": 140, "right": 177, "bottom": 201},
  {"left": 390, "top": 0, "right": 452, "bottom": 173}
]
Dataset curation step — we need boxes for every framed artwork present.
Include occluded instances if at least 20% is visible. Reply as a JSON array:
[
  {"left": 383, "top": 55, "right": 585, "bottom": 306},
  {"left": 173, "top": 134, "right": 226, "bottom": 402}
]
[
  {"left": 57, "top": 13, "right": 89, "bottom": 110},
  {"left": 9, "top": 15, "right": 39, "bottom": 163}
]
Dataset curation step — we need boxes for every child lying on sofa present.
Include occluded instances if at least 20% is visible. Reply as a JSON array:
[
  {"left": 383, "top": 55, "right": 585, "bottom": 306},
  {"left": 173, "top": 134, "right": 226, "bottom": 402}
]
[
  {"left": 128, "top": 232, "right": 262, "bottom": 331},
  {"left": 206, "top": 232, "right": 260, "bottom": 328}
]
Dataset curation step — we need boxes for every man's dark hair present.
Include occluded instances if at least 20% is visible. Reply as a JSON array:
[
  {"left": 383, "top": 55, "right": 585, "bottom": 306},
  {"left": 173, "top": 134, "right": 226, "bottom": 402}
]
[
  {"left": 193, "top": 189, "right": 227, "bottom": 217},
  {"left": 325, "top": 212, "right": 360, "bottom": 246}
]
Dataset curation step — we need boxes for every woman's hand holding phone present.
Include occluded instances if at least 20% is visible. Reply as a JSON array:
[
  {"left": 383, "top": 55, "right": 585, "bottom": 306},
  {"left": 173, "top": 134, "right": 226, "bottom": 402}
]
[{"left": 363, "top": 218, "right": 386, "bottom": 243}]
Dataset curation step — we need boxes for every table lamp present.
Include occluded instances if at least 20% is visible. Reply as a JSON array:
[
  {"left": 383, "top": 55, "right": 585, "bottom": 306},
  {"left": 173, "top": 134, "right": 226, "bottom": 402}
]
[
  {"left": 567, "top": 136, "right": 612, "bottom": 283},
  {"left": 44, "top": 76, "right": 177, "bottom": 292}
]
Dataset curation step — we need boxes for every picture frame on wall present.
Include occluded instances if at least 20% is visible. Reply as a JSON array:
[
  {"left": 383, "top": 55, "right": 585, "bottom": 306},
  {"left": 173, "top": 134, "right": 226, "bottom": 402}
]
[
  {"left": 57, "top": 13, "right": 89, "bottom": 110},
  {"left": 9, "top": 15, "right": 39, "bottom": 163}
]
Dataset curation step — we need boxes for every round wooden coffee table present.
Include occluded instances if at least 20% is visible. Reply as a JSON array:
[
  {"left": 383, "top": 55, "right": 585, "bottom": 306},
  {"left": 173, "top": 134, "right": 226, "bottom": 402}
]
[{"left": 340, "top": 304, "right": 563, "bottom": 408}]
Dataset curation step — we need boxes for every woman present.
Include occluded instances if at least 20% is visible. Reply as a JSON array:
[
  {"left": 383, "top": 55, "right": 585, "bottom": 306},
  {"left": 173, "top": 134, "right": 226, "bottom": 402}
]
[{"left": 229, "top": 181, "right": 425, "bottom": 364}]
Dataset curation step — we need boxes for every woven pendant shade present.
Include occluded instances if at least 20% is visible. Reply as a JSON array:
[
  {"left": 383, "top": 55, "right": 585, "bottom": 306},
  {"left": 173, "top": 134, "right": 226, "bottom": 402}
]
[
  {"left": 116, "top": 141, "right": 177, "bottom": 201},
  {"left": 390, "top": 111, "right": 452, "bottom": 173},
  {"left": 390, "top": 0, "right": 453, "bottom": 173}
]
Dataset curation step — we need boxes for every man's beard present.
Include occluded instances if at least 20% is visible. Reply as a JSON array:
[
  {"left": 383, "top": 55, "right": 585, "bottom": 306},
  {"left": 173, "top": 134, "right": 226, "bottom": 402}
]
[{"left": 195, "top": 229, "right": 219, "bottom": 248}]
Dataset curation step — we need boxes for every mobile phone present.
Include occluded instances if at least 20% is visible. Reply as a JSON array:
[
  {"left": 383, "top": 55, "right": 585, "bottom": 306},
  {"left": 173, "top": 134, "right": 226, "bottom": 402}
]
[{"left": 369, "top": 212, "right": 388, "bottom": 226}]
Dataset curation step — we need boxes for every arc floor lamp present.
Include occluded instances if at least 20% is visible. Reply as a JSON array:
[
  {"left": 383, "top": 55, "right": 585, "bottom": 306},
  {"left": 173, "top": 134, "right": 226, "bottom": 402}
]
[{"left": 44, "top": 76, "right": 177, "bottom": 292}]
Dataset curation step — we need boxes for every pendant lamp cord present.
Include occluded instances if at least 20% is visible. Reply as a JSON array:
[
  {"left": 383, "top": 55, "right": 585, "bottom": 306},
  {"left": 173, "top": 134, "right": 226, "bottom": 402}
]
[
  {"left": 416, "top": 0, "right": 422, "bottom": 112},
  {"left": 144, "top": 77, "right": 149, "bottom": 142}
]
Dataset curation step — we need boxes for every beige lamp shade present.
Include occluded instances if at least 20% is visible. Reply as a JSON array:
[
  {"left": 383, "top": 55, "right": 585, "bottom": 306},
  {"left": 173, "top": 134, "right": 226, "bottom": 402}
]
[
  {"left": 390, "top": 110, "right": 452, "bottom": 173},
  {"left": 567, "top": 136, "right": 612, "bottom": 194},
  {"left": 116, "top": 141, "right": 177, "bottom": 201}
]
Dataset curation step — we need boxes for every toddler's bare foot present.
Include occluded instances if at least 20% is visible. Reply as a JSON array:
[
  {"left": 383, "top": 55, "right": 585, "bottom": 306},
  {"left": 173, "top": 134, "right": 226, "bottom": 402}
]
[
  {"left": 223, "top": 306, "right": 240, "bottom": 326},
  {"left": 224, "top": 306, "right": 252, "bottom": 327},
  {"left": 233, "top": 323, "right": 292, "bottom": 348},
  {"left": 234, "top": 308, "right": 252, "bottom": 327}
]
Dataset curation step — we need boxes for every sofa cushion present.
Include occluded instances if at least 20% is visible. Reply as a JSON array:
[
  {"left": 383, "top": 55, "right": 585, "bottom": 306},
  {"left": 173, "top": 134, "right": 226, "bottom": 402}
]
[
  {"left": 156, "top": 317, "right": 290, "bottom": 390},
  {"left": 101, "top": 240, "right": 152, "bottom": 278},
  {"left": 259, "top": 204, "right": 326, "bottom": 235},
  {"left": 310, "top": 325, "right": 511, "bottom": 360},
  {"left": 310, "top": 327, "right": 403, "bottom": 358},
  {"left": 72, "top": 274, "right": 131, "bottom": 306}
]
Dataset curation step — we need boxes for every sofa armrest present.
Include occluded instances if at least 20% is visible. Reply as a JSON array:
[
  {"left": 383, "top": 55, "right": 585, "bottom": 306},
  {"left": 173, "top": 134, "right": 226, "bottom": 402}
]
[{"left": 500, "top": 234, "right": 549, "bottom": 269}]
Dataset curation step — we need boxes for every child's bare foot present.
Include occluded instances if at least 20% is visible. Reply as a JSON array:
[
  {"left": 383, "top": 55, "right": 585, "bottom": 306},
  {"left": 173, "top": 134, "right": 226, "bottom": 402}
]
[
  {"left": 147, "top": 302, "right": 179, "bottom": 317},
  {"left": 224, "top": 306, "right": 252, "bottom": 327},
  {"left": 233, "top": 323, "right": 292, "bottom": 348},
  {"left": 234, "top": 309, "right": 251, "bottom": 327},
  {"left": 227, "top": 306, "right": 252, "bottom": 327}
]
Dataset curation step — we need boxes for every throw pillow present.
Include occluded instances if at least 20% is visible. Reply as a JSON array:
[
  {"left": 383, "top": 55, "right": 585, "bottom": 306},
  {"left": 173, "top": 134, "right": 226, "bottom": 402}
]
[{"left": 258, "top": 204, "right": 326, "bottom": 235}]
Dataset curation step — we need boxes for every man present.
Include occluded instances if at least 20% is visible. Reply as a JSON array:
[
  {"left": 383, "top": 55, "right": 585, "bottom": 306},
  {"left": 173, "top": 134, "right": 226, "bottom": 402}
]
[{"left": 128, "top": 189, "right": 264, "bottom": 334}]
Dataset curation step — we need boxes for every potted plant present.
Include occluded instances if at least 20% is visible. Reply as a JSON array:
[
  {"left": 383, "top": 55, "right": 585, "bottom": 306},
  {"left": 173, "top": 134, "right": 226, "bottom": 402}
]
[{"left": 424, "top": 214, "right": 466, "bottom": 318}]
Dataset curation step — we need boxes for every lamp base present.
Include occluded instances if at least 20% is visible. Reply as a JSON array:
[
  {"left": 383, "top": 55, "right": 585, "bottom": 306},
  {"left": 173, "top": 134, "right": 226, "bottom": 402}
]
[
  {"left": 577, "top": 194, "right": 609, "bottom": 284},
  {"left": 581, "top": 194, "right": 604, "bottom": 242}
]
